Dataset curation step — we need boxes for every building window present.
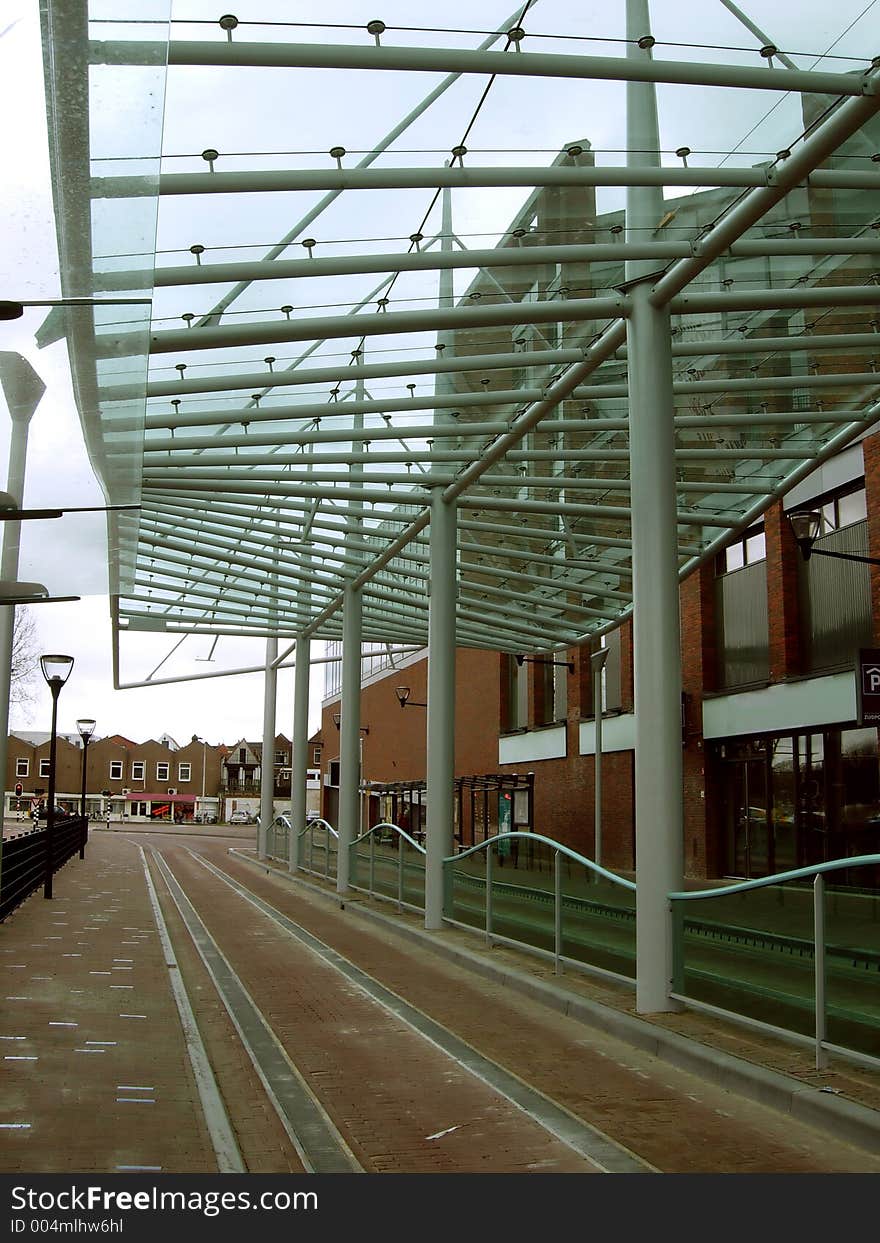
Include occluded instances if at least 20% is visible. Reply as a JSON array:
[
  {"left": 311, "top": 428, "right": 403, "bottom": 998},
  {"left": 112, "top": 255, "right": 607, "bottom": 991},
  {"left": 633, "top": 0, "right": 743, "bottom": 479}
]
[
  {"left": 110, "top": 760, "right": 123, "bottom": 781},
  {"left": 156, "top": 762, "right": 170, "bottom": 782},
  {"left": 313, "top": 748, "right": 321, "bottom": 766},
  {"left": 39, "top": 759, "right": 51, "bottom": 779},
  {"left": 818, "top": 483, "right": 867, "bottom": 533},
  {"left": 15, "top": 758, "right": 28, "bottom": 778},
  {"left": 178, "top": 763, "right": 191, "bottom": 782},
  {"left": 720, "top": 524, "right": 766, "bottom": 574},
  {"left": 239, "top": 747, "right": 247, "bottom": 764},
  {"left": 274, "top": 750, "right": 288, "bottom": 766},
  {"left": 131, "top": 761, "right": 145, "bottom": 781}
]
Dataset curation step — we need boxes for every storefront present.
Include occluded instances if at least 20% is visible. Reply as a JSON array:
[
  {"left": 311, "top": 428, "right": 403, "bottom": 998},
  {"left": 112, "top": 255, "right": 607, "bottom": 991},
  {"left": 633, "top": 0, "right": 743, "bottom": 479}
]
[{"left": 715, "top": 726, "right": 880, "bottom": 885}]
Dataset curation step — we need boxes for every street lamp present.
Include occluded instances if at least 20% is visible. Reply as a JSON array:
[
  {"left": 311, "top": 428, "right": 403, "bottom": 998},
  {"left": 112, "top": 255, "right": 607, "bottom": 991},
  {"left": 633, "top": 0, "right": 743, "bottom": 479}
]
[
  {"left": 76, "top": 717, "right": 95, "bottom": 860},
  {"left": 40, "top": 654, "right": 74, "bottom": 899},
  {"left": 590, "top": 647, "right": 610, "bottom": 869},
  {"left": 395, "top": 686, "right": 427, "bottom": 708},
  {"left": 789, "top": 510, "right": 880, "bottom": 565}
]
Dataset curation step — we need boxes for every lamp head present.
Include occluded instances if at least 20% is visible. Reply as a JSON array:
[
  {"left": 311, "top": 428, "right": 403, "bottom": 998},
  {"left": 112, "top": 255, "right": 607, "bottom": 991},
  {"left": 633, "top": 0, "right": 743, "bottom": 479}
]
[
  {"left": 40, "top": 653, "right": 74, "bottom": 690},
  {"left": 76, "top": 718, "right": 96, "bottom": 743},
  {"left": 590, "top": 646, "right": 610, "bottom": 672},
  {"left": 788, "top": 509, "right": 821, "bottom": 561},
  {"left": 332, "top": 711, "right": 341, "bottom": 729},
  {"left": 395, "top": 686, "right": 411, "bottom": 707}
]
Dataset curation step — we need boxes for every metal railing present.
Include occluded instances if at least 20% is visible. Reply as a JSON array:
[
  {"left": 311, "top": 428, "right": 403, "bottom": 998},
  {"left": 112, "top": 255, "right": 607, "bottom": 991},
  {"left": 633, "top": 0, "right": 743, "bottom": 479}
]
[
  {"left": 670, "top": 854, "right": 880, "bottom": 1070},
  {"left": 264, "top": 816, "right": 880, "bottom": 1069},
  {"left": 445, "top": 831, "right": 637, "bottom": 982},
  {"left": 0, "top": 816, "right": 87, "bottom": 921},
  {"left": 349, "top": 822, "right": 427, "bottom": 913}
]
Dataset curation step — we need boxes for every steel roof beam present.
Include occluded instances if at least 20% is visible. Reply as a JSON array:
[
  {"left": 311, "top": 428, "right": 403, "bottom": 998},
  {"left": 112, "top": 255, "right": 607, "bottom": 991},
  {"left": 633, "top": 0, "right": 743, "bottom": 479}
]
[
  {"left": 110, "top": 294, "right": 630, "bottom": 358},
  {"left": 125, "top": 288, "right": 880, "bottom": 361},
  {"left": 95, "top": 165, "right": 880, "bottom": 198},
  {"left": 101, "top": 236, "right": 880, "bottom": 292},
  {"left": 93, "top": 38, "right": 877, "bottom": 97}
]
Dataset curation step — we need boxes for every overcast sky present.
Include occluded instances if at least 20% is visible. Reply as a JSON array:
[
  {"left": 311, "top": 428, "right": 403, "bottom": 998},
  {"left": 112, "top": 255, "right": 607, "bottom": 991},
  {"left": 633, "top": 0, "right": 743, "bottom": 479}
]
[{"left": 1, "top": 0, "right": 876, "bottom": 744}]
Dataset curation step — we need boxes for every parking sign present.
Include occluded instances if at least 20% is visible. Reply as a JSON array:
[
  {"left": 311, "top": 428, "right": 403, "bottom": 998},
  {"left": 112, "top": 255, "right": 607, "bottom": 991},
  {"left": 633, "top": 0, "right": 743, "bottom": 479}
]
[{"left": 856, "top": 649, "right": 880, "bottom": 724}]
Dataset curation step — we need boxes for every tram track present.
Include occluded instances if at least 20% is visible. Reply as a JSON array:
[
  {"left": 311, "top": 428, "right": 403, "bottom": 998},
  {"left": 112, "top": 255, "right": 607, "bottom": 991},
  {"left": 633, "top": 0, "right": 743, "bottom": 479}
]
[{"left": 137, "top": 834, "right": 880, "bottom": 1174}]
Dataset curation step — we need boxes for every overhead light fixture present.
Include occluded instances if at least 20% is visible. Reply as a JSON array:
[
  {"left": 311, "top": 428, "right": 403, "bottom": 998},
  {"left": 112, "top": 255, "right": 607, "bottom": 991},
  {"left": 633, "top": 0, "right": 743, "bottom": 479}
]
[{"left": 0, "top": 581, "right": 80, "bottom": 605}]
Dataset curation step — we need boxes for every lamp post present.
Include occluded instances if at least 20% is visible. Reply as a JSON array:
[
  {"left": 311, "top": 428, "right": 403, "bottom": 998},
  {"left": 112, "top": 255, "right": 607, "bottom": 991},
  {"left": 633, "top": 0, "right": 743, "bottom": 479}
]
[
  {"left": 590, "top": 647, "right": 610, "bottom": 869},
  {"left": 76, "top": 717, "right": 95, "bottom": 860},
  {"left": 789, "top": 510, "right": 880, "bottom": 566},
  {"left": 40, "top": 654, "right": 73, "bottom": 899}
]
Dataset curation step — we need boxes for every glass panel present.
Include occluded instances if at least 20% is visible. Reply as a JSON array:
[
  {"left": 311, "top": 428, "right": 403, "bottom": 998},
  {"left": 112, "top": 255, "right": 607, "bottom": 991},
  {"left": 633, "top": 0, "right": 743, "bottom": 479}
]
[
  {"left": 676, "top": 881, "right": 817, "bottom": 1040},
  {"left": 745, "top": 531, "right": 766, "bottom": 565},
  {"left": 824, "top": 874, "right": 880, "bottom": 1059},
  {"left": 838, "top": 488, "right": 868, "bottom": 528}
]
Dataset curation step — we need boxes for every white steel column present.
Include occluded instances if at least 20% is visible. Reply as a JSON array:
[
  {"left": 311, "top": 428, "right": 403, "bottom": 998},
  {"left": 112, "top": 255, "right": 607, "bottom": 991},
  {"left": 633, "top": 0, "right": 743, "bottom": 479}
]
[
  {"left": 289, "top": 634, "right": 311, "bottom": 872},
  {"left": 626, "top": 0, "right": 684, "bottom": 1013},
  {"left": 337, "top": 583, "right": 362, "bottom": 894},
  {"left": 0, "top": 355, "right": 43, "bottom": 888},
  {"left": 257, "top": 634, "right": 277, "bottom": 857},
  {"left": 425, "top": 488, "right": 457, "bottom": 930}
]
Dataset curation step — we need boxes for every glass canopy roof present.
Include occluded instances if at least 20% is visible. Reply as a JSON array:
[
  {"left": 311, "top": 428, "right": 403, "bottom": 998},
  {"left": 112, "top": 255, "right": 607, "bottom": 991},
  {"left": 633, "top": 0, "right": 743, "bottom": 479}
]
[{"left": 38, "top": 0, "right": 880, "bottom": 663}]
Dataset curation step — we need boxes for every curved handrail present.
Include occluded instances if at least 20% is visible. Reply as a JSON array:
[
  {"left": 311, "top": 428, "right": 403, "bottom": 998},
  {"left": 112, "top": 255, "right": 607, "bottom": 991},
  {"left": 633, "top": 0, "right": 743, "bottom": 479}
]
[
  {"left": 669, "top": 853, "right": 880, "bottom": 901},
  {"left": 297, "top": 816, "right": 338, "bottom": 840},
  {"left": 448, "top": 831, "right": 636, "bottom": 891},
  {"left": 351, "top": 821, "right": 427, "bottom": 856}
]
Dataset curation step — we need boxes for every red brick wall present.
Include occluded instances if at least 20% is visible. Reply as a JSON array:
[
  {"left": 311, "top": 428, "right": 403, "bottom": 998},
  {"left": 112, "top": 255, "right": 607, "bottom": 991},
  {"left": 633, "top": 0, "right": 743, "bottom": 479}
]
[{"left": 764, "top": 499, "right": 803, "bottom": 679}]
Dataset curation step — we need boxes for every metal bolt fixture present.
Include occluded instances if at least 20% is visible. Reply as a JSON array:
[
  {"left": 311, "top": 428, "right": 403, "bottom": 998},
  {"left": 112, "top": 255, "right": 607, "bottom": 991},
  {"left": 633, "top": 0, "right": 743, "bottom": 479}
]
[
  {"left": 190, "top": 244, "right": 205, "bottom": 265},
  {"left": 264, "top": 356, "right": 275, "bottom": 372},
  {"left": 281, "top": 305, "right": 293, "bottom": 319},
  {"left": 637, "top": 35, "right": 655, "bottom": 49},
  {"left": 302, "top": 238, "right": 316, "bottom": 258},
  {"left": 219, "top": 14, "right": 238, "bottom": 40},
  {"left": 329, "top": 146, "right": 346, "bottom": 168},
  {"left": 451, "top": 144, "right": 467, "bottom": 165},
  {"left": 760, "top": 43, "right": 777, "bottom": 65},
  {"left": 182, "top": 312, "right": 194, "bottom": 327},
  {"left": 409, "top": 232, "right": 423, "bottom": 250},
  {"left": 506, "top": 26, "right": 525, "bottom": 48},
  {"left": 201, "top": 148, "right": 219, "bottom": 172},
  {"left": 366, "top": 19, "right": 385, "bottom": 45},
  {"left": 675, "top": 146, "right": 691, "bottom": 167}
]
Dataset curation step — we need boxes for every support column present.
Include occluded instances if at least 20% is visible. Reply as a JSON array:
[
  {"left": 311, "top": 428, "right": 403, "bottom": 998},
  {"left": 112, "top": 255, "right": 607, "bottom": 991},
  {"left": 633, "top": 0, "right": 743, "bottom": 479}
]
[
  {"left": 627, "top": 278, "right": 684, "bottom": 1013},
  {"left": 626, "top": 0, "right": 683, "bottom": 1013},
  {"left": 337, "top": 583, "right": 362, "bottom": 894},
  {"left": 425, "top": 488, "right": 457, "bottom": 930},
  {"left": 257, "top": 634, "right": 277, "bottom": 857},
  {"left": 289, "top": 634, "right": 311, "bottom": 872},
  {"left": 0, "top": 355, "right": 43, "bottom": 889}
]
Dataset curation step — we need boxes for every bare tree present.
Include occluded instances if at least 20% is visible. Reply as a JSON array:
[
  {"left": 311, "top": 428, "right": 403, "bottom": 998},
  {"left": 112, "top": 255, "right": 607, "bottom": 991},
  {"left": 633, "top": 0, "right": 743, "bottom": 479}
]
[{"left": 10, "top": 606, "right": 38, "bottom": 713}]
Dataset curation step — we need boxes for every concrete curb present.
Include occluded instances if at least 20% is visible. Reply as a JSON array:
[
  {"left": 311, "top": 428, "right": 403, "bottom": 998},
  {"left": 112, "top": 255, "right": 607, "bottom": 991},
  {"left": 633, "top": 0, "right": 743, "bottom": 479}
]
[{"left": 231, "top": 849, "right": 880, "bottom": 1155}]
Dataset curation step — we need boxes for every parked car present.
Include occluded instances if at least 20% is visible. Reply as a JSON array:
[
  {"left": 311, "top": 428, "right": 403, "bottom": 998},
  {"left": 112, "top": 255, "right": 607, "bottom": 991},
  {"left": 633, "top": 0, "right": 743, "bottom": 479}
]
[{"left": 228, "top": 810, "right": 253, "bottom": 824}]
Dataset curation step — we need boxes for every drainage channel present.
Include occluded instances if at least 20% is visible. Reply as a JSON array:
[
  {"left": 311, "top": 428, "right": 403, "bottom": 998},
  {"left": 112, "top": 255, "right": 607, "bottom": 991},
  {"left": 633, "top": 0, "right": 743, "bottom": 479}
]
[
  {"left": 148, "top": 848, "right": 362, "bottom": 1175},
  {"left": 189, "top": 848, "right": 656, "bottom": 1174}
]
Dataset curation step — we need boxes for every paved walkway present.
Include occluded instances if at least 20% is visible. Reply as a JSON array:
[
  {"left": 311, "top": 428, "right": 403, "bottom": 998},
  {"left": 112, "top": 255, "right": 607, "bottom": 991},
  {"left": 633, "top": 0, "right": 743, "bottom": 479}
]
[{"left": 2, "top": 827, "right": 880, "bottom": 1175}]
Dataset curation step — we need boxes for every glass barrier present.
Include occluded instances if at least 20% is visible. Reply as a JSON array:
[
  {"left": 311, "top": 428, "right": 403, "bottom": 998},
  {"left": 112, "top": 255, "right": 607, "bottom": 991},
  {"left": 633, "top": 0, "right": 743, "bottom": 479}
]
[
  {"left": 446, "top": 832, "right": 636, "bottom": 980},
  {"left": 824, "top": 877, "right": 880, "bottom": 1061},
  {"left": 672, "top": 880, "right": 817, "bottom": 1039},
  {"left": 350, "top": 823, "right": 426, "bottom": 913},
  {"left": 671, "top": 855, "right": 880, "bottom": 1065}
]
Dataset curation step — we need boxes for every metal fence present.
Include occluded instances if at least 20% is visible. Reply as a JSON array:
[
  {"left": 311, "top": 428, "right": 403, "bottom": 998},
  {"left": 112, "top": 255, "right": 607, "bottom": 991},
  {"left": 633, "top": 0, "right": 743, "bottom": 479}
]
[{"left": 0, "top": 817, "right": 87, "bottom": 921}]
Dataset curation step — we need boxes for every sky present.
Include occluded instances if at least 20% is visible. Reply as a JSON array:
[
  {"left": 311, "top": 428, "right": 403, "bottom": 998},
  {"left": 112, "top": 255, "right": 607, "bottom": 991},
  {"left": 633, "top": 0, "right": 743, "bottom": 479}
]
[{"left": 1, "top": 0, "right": 876, "bottom": 744}]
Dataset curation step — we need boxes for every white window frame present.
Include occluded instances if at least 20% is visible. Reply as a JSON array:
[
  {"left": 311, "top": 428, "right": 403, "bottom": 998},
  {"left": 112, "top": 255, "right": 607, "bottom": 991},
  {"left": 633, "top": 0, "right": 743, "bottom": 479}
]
[
  {"left": 156, "top": 762, "right": 170, "bottom": 782},
  {"left": 39, "top": 759, "right": 51, "bottom": 779},
  {"left": 15, "top": 758, "right": 29, "bottom": 777},
  {"left": 178, "top": 763, "right": 191, "bottom": 782},
  {"left": 313, "top": 747, "right": 321, "bottom": 766},
  {"left": 131, "top": 761, "right": 145, "bottom": 781},
  {"left": 109, "top": 760, "right": 123, "bottom": 781}
]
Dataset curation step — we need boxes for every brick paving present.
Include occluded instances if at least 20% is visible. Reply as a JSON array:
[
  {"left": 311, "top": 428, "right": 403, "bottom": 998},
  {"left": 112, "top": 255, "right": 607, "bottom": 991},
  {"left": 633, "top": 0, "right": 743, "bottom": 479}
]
[{"left": 2, "top": 828, "right": 880, "bottom": 1175}]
